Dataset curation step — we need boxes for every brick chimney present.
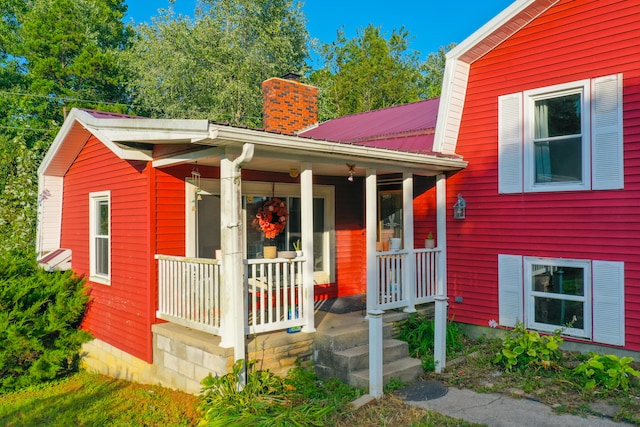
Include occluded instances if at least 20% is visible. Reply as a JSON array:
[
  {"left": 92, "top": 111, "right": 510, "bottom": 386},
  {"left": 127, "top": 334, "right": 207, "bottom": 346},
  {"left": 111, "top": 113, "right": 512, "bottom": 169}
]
[{"left": 262, "top": 73, "right": 318, "bottom": 135}]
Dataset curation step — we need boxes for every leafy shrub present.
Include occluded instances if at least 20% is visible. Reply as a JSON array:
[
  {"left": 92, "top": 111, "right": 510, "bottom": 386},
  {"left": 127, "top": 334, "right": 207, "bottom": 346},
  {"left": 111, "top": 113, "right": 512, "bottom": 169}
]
[
  {"left": 492, "top": 322, "right": 563, "bottom": 371},
  {"left": 573, "top": 353, "right": 640, "bottom": 392},
  {"left": 0, "top": 253, "right": 91, "bottom": 392},
  {"left": 397, "top": 313, "right": 466, "bottom": 371},
  {"left": 198, "top": 360, "right": 361, "bottom": 426}
]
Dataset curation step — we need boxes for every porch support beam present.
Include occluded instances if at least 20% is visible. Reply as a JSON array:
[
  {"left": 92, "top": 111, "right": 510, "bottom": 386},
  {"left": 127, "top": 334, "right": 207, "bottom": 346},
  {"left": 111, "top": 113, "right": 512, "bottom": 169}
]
[
  {"left": 300, "top": 162, "right": 315, "bottom": 332},
  {"left": 365, "top": 169, "right": 378, "bottom": 315},
  {"left": 365, "top": 168, "right": 384, "bottom": 398},
  {"left": 434, "top": 174, "right": 449, "bottom": 373},
  {"left": 402, "top": 172, "right": 416, "bottom": 313},
  {"left": 219, "top": 144, "right": 254, "bottom": 372}
]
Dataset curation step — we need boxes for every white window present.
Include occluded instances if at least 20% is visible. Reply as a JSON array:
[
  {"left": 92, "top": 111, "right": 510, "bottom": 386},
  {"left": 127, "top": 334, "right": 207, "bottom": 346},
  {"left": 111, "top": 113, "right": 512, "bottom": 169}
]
[
  {"left": 498, "top": 74, "right": 623, "bottom": 193},
  {"left": 186, "top": 180, "right": 335, "bottom": 284},
  {"left": 525, "top": 258, "right": 591, "bottom": 338},
  {"left": 498, "top": 254, "right": 624, "bottom": 346},
  {"left": 89, "top": 191, "right": 110, "bottom": 285}
]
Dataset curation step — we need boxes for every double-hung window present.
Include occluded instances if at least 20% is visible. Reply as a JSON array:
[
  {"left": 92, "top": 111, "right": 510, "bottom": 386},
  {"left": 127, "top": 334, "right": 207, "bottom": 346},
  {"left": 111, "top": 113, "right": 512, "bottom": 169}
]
[
  {"left": 90, "top": 191, "right": 110, "bottom": 285},
  {"left": 498, "top": 73, "right": 623, "bottom": 193},
  {"left": 498, "top": 254, "right": 624, "bottom": 346}
]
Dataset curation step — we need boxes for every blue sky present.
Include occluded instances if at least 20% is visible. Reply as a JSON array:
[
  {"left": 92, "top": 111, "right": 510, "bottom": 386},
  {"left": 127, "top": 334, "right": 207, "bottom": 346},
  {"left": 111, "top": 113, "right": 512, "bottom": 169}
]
[{"left": 125, "top": 0, "right": 515, "bottom": 60}]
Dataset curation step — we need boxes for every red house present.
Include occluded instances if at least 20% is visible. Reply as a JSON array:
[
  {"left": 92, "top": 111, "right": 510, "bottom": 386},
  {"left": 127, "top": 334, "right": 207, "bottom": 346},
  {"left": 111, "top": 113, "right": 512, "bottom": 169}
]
[
  {"left": 37, "top": 76, "right": 464, "bottom": 392},
  {"left": 437, "top": 0, "right": 639, "bottom": 351}
]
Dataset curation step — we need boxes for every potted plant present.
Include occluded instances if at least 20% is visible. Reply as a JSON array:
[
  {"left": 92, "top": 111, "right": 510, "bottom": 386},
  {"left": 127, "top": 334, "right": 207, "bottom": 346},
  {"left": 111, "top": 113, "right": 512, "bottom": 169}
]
[
  {"left": 293, "top": 239, "right": 302, "bottom": 257},
  {"left": 425, "top": 232, "right": 435, "bottom": 249}
]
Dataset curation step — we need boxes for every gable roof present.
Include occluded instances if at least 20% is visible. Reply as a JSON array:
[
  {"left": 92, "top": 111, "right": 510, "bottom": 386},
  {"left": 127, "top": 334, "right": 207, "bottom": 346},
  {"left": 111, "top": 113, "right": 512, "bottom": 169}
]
[
  {"left": 299, "top": 99, "right": 440, "bottom": 154},
  {"left": 433, "top": 0, "right": 559, "bottom": 154}
]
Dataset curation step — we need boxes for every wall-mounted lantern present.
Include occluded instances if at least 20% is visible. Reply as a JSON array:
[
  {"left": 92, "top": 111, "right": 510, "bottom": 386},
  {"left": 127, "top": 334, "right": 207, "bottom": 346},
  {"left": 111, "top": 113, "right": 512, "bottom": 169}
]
[{"left": 453, "top": 194, "right": 466, "bottom": 219}]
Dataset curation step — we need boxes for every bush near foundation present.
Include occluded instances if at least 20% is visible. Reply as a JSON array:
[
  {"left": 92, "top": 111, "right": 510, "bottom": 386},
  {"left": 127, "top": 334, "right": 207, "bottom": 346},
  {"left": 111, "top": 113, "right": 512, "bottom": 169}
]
[{"left": 0, "top": 253, "right": 91, "bottom": 393}]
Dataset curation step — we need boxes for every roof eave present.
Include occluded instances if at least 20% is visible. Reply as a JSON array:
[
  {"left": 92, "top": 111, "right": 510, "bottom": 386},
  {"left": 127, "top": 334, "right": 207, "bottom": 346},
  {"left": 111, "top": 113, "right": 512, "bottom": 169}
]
[{"left": 433, "top": 0, "right": 559, "bottom": 154}]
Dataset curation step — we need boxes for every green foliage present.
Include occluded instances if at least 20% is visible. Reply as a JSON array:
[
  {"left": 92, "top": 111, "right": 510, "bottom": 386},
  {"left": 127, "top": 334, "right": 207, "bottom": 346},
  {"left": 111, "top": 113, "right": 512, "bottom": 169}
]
[
  {"left": 0, "top": 254, "right": 91, "bottom": 392},
  {"left": 0, "top": 0, "right": 132, "bottom": 255},
  {"left": 397, "top": 313, "right": 466, "bottom": 371},
  {"left": 573, "top": 353, "right": 640, "bottom": 392},
  {"left": 123, "top": 0, "right": 308, "bottom": 126},
  {"left": 0, "top": 135, "right": 43, "bottom": 256},
  {"left": 420, "top": 43, "right": 456, "bottom": 99},
  {"left": 492, "top": 322, "right": 563, "bottom": 372},
  {"left": 310, "top": 24, "right": 424, "bottom": 120},
  {"left": 198, "top": 360, "right": 360, "bottom": 426}
]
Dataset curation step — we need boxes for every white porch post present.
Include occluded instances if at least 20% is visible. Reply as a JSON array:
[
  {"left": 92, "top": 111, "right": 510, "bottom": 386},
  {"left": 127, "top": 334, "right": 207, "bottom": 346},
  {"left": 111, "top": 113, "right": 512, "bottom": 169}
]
[
  {"left": 402, "top": 172, "right": 416, "bottom": 313},
  {"left": 366, "top": 169, "right": 384, "bottom": 398},
  {"left": 365, "top": 169, "right": 378, "bottom": 315},
  {"left": 434, "top": 173, "right": 449, "bottom": 373},
  {"left": 300, "top": 162, "right": 315, "bottom": 332},
  {"left": 219, "top": 145, "right": 254, "bottom": 369}
]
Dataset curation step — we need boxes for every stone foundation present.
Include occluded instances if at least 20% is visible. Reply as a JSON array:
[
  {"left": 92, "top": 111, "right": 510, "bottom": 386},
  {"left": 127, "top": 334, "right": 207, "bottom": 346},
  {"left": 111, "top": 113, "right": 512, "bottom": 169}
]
[{"left": 81, "top": 323, "right": 314, "bottom": 394}]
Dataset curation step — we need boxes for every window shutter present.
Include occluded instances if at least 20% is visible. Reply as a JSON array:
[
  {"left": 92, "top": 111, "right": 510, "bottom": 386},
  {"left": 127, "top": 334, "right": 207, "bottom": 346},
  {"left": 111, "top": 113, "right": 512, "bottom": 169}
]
[
  {"left": 498, "top": 254, "right": 523, "bottom": 327},
  {"left": 592, "top": 73, "right": 624, "bottom": 190},
  {"left": 498, "top": 93, "right": 523, "bottom": 193},
  {"left": 593, "top": 261, "right": 625, "bottom": 346}
]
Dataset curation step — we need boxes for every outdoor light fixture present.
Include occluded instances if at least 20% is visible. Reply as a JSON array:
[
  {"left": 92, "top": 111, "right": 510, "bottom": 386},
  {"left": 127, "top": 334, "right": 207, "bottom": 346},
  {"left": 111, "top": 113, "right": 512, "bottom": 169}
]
[
  {"left": 347, "top": 163, "right": 356, "bottom": 182},
  {"left": 289, "top": 167, "right": 299, "bottom": 178},
  {"left": 453, "top": 194, "right": 466, "bottom": 219}
]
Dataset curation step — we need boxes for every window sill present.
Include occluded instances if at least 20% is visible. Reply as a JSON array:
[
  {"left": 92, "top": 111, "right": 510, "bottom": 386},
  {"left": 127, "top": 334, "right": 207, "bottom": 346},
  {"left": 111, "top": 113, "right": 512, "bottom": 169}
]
[{"left": 90, "top": 275, "right": 111, "bottom": 286}]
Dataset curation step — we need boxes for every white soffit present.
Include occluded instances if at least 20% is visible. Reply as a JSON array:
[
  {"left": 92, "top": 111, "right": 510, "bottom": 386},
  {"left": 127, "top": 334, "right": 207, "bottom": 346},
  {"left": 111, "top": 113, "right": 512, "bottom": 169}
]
[{"left": 433, "top": 0, "right": 559, "bottom": 155}]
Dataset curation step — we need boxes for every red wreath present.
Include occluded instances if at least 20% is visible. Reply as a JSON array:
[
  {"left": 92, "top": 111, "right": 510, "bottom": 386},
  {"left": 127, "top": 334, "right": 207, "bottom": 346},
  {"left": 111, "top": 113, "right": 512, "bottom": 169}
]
[{"left": 252, "top": 197, "right": 288, "bottom": 239}]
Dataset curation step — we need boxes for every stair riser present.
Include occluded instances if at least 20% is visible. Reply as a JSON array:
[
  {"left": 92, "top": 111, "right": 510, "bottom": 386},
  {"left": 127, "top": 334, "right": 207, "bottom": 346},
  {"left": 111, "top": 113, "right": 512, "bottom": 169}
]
[
  {"left": 314, "top": 324, "right": 395, "bottom": 351},
  {"left": 332, "top": 341, "right": 409, "bottom": 372},
  {"left": 349, "top": 359, "right": 424, "bottom": 389}
]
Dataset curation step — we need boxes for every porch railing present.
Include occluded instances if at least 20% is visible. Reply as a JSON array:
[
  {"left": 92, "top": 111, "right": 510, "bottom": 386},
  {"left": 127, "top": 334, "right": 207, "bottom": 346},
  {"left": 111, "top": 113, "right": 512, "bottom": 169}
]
[
  {"left": 156, "top": 248, "right": 439, "bottom": 336},
  {"left": 155, "top": 254, "right": 306, "bottom": 336},
  {"left": 156, "top": 255, "right": 222, "bottom": 335},
  {"left": 245, "top": 258, "right": 305, "bottom": 334},
  {"left": 375, "top": 248, "right": 440, "bottom": 311}
]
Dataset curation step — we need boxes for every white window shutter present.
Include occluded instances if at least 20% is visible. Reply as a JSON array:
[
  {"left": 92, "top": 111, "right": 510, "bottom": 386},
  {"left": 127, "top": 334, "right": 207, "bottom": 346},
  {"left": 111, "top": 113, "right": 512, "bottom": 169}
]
[
  {"left": 498, "top": 254, "right": 523, "bottom": 327},
  {"left": 498, "top": 93, "right": 523, "bottom": 194},
  {"left": 593, "top": 261, "right": 625, "bottom": 346},
  {"left": 592, "top": 73, "right": 624, "bottom": 190}
]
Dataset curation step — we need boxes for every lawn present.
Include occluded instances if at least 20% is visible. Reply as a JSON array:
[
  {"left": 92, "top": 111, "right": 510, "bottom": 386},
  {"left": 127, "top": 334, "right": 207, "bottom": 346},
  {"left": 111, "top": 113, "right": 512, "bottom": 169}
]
[{"left": 0, "top": 370, "right": 480, "bottom": 427}]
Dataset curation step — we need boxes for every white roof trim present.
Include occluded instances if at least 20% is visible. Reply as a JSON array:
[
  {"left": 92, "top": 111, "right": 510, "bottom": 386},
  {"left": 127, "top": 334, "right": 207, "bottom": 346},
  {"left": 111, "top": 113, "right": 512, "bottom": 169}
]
[{"left": 433, "top": 0, "right": 559, "bottom": 154}]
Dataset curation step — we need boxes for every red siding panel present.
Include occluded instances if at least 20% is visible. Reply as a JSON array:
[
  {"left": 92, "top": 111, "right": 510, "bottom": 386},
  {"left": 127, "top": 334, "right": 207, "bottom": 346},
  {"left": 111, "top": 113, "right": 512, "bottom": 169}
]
[
  {"left": 61, "top": 136, "right": 153, "bottom": 362},
  {"left": 449, "top": 0, "right": 640, "bottom": 350}
]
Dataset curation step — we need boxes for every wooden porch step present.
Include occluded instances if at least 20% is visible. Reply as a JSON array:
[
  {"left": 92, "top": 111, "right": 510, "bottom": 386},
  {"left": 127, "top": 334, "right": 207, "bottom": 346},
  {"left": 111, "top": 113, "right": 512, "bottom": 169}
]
[{"left": 349, "top": 357, "right": 424, "bottom": 390}]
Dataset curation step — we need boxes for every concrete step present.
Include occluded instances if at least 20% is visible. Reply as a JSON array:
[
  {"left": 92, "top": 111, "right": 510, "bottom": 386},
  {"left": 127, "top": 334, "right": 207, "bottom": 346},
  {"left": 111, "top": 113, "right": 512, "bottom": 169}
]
[
  {"left": 315, "top": 318, "right": 395, "bottom": 351},
  {"left": 349, "top": 356, "right": 424, "bottom": 390},
  {"left": 333, "top": 339, "right": 409, "bottom": 373}
]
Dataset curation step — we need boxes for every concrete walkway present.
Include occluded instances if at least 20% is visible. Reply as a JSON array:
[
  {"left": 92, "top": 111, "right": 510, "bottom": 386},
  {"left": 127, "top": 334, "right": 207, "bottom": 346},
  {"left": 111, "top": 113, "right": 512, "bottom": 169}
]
[{"left": 400, "top": 385, "right": 631, "bottom": 426}]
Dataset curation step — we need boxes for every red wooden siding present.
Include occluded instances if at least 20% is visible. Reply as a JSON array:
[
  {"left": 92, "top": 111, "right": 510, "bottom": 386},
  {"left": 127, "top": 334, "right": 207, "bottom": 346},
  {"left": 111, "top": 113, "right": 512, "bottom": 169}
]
[
  {"left": 448, "top": 0, "right": 640, "bottom": 350},
  {"left": 61, "top": 136, "right": 153, "bottom": 362}
]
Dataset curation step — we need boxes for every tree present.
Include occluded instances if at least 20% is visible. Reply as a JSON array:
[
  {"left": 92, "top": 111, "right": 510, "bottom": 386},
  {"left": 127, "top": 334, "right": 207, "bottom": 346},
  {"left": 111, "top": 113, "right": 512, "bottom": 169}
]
[
  {"left": 309, "top": 25, "right": 424, "bottom": 120},
  {"left": 122, "top": 0, "right": 309, "bottom": 127},
  {"left": 0, "top": 0, "right": 132, "bottom": 255},
  {"left": 420, "top": 42, "right": 456, "bottom": 99}
]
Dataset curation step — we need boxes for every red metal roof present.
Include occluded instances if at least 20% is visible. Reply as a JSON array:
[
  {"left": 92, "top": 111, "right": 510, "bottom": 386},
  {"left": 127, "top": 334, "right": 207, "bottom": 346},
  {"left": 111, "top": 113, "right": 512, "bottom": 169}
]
[
  {"left": 299, "top": 98, "right": 439, "bottom": 153},
  {"left": 81, "top": 109, "right": 147, "bottom": 119}
]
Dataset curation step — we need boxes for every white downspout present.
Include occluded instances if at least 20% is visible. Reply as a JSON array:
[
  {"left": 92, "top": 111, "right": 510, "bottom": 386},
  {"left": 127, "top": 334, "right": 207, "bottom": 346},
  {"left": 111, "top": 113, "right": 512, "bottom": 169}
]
[{"left": 219, "top": 143, "right": 254, "bottom": 372}]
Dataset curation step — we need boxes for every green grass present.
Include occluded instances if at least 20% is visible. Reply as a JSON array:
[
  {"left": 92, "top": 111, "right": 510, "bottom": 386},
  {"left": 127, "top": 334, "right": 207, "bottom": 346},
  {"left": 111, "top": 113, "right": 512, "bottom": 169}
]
[{"left": 0, "top": 371, "right": 200, "bottom": 426}]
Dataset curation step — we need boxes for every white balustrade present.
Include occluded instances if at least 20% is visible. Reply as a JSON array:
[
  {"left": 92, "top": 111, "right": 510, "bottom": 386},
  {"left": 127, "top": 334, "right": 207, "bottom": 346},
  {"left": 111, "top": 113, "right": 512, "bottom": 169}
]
[
  {"left": 375, "top": 248, "right": 440, "bottom": 310},
  {"left": 245, "top": 258, "right": 305, "bottom": 334},
  {"left": 155, "top": 255, "right": 222, "bottom": 334}
]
